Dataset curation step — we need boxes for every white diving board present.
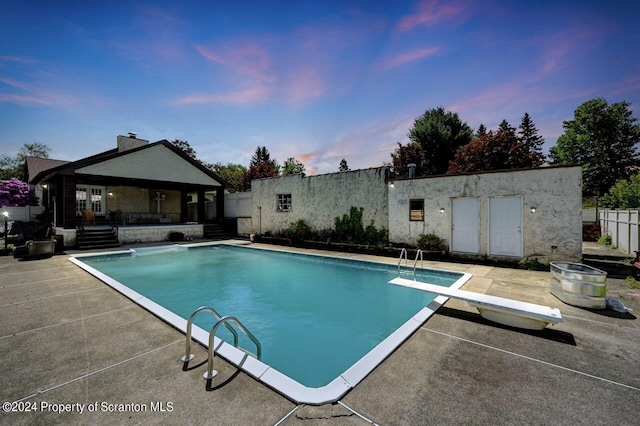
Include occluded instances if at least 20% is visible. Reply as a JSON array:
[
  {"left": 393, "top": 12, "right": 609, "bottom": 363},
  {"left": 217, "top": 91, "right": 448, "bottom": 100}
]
[{"left": 389, "top": 277, "right": 562, "bottom": 330}]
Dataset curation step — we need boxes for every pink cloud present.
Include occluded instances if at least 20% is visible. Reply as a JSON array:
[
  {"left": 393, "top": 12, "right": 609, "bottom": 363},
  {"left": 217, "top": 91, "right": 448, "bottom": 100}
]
[
  {"left": 377, "top": 47, "right": 440, "bottom": 71},
  {"left": 284, "top": 67, "right": 326, "bottom": 105},
  {"left": 0, "top": 76, "right": 77, "bottom": 106},
  {"left": 398, "top": 0, "right": 467, "bottom": 32},
  {"left": 173, "top": 86, "right": 271, "bottom": 105},
  {"left": 196, "top": 42, "right": 276, "bottom": 83}
]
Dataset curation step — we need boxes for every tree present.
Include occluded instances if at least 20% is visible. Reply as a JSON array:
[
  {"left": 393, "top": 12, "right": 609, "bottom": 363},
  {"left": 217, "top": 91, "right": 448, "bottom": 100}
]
[
  {"left": 281, "top": 157, "right": 305, "bottom": 176},
  {"left": 498, "top": 119, "right": 515, "bottom": 133},
  {"left": 406, "top": 107, "right": 474, "bottom": 175},
  {"left": 390, "top": 142, "right": 425, "bottom": 177},
  {"left": 447, "top": 130, "right": 545, "bottom": 174},
  {"left": 339, "top": 159, "right": 350, "bottom": 172},
  {"left": 476, "top": 124, "right": 488, "bottom": 139},
  {"left": 239, "top": 162, "right": 278, "bottom": 190},
  {"left": 0, "top": 142, "right": 51, "bottom": 180},
  {"left": 518, "top": 112, "right": 545, "bottom": 154},
  {"left": 549, "top": 98, "right": 640, "bottom": 196},
  {"left": 599, "top": 173, "right": 640, "bottom": 209},
  {"left": 209, "top": 162, "right": 247, "bottom": 193},
  {"left": 251, "top": 146, "right": 280, "bottom": 175},
  {"left": 239, "top": 146, "right": 280, "bottom": 190},
  {"left": 170, "top": 139, "right": 198, "bottom": 160},
  {"left": 0, "top": 178, "right": 37, "bottom": 206}
]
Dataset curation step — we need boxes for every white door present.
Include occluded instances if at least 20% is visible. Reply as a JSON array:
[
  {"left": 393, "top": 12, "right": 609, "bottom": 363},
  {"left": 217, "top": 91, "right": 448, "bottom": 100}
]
[
  {"left": 451, "top": 198, "right": 480, "bottom": 253},
  {"left": 489, "top": 197, "right": 523, "bottom": 257}
]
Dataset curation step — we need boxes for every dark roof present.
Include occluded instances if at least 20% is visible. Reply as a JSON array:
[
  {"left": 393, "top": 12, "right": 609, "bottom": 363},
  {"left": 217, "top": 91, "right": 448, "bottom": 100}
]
[
  {"left": 29, "top": 140, "right": 226, "bottom": 188},
  {"left": 25, "top": 156, "right": 69, "bottom": 182}
]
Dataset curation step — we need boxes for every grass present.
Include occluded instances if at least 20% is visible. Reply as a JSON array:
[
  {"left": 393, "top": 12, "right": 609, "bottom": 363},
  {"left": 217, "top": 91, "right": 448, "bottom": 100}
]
[{"left": 625, "top": 276, "right": 640, "bottom": 289}]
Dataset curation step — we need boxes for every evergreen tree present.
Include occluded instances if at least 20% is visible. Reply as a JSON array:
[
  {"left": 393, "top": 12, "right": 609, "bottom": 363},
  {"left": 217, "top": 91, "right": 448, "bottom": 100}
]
[
  {"left": 518, "top": 113, "right": 545, "bottom": 153},
  {"left": 498, "top": 119, "right": 515, "bottom": 133},
  {"left": 339, "top": 158, "right": 350, "bottom": 172},
  {"left": 476, "top": 124, "right": 488, "bottom": 139},
  {"left": 250, "top": 146, "right": 280, "bottom": 175}
]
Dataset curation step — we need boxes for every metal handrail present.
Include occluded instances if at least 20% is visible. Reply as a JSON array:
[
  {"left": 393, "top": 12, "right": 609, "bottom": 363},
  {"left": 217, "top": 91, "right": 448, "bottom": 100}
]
[
  {"left": 181, "top": 306, "right": 239, "bottom": 363},
  {"left": 413, "top": 249, "right": 424, "bottom": 278},
  {"left": 397, "top": 248, "right": 408, "bottom": 275},
  {"left": 204, "top": 316, "right": 262, "bottom": 380}
]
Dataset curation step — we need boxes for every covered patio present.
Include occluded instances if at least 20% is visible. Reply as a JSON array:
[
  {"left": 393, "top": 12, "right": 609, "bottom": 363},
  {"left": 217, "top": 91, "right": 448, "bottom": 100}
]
[{"left": 28, "top": 135, "right": 226, "bottom": 247}]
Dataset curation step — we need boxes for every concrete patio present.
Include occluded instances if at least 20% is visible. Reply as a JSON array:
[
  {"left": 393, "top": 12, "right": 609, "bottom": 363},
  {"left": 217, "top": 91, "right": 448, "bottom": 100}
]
[{"left": 1, "top": 241, "right": 639, "bottom": 425}]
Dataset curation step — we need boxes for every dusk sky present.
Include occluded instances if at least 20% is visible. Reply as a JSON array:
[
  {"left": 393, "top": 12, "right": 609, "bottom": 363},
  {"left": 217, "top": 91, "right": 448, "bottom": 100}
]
[{"left": 1, "top": 1, "right": 639, "bottom": 175}]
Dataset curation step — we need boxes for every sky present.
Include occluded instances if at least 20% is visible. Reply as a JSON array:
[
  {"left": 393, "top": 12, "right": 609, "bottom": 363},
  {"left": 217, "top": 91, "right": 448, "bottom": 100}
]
[{"left": 1, "top": 0, "right": 639, "bottom": 175}]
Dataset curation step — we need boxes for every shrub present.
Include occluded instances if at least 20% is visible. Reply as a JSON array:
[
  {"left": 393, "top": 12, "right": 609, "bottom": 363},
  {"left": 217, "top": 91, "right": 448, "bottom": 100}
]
[
  {"left": 284, "top": 219, "right": 312, "bottom": 242},
  {"left": 598, "top": 234, "right": 612, "bottom": 246},
  {"left": 334, "top": 206, "right": 388, "bottom": 246},
  {"left": 0, "top": 178, "right": 37, "bottom": 206},
  {"left": 416, "top": 233, "right": 447, "bottom": 252}
]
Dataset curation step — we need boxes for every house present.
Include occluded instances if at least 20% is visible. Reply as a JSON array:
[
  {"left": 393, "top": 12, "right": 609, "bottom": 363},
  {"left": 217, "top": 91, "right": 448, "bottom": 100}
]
[
  {"left": 246, "top": 165, "right": 583, "bottom": 263},
  {"left": 27, "top": 134, "right": 226, "bottom": 247}
]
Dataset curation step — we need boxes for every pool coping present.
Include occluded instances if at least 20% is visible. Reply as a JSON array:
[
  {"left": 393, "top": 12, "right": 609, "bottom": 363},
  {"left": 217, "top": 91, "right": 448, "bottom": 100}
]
[{"left": 69, "top": 241, "right": 472, "bottom": 405}]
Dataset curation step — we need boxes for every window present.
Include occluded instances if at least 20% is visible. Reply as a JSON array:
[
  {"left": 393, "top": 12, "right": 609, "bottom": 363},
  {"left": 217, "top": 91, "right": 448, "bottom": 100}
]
[
  {"left": 76, "top": 185, "right": 105, "bottom": 214},
  {"left": 410, "top": 199, "right": 424, "bottom": 221},
  {"left": 277, "top": 194, "right": 292, "bottom": 211}
]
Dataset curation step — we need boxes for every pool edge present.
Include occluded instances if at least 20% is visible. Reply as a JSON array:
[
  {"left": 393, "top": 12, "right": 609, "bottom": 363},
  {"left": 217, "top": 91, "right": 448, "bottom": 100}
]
[{"left": 68, "top": 242, "right": 471, "bottom": 405}]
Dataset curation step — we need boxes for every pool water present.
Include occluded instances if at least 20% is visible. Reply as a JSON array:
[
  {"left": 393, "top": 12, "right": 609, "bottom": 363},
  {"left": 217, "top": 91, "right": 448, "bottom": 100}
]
[{"left": 80, "top": 245, "right": 464, "bottom": 388}]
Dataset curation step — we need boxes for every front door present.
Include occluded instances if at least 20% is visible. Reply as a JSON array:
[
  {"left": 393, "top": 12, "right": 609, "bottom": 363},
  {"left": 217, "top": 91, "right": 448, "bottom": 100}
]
[{"left": 451, "top": 197, "right": 480, "bottom": 253}]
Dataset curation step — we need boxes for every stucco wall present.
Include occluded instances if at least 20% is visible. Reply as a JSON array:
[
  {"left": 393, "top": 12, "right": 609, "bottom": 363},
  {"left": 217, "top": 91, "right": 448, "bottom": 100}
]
[
  {"left": 388, "top": 166, "right": 583, "bottom": 263},
  {"left": 118, "top": 224, "right": 203, "bottom": 244},
  {"left": 250, "top": 167, "right": 389, "bottom": 235}
]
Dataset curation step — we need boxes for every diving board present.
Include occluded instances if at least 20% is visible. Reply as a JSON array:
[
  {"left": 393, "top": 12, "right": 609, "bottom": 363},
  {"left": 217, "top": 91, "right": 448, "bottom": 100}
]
[{"left": 389, "top": 277, "right": 562, "bottom": 330}]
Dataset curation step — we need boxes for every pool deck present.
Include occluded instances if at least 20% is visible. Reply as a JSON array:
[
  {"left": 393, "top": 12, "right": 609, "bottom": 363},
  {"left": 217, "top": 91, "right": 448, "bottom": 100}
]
[{"left": 1, "top": 240, "right": 639, "bottom": 425}]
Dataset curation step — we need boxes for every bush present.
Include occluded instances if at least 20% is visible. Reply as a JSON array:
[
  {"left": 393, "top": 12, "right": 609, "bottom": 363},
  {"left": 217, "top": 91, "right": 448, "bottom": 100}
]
[
  {"left": 284, "top": 219, "right": 312, "bottom": 242},
  {"left": 598, "top": 234, "right": 612, "bottom": 246},
  {"left": 599, "top": 173, "right": 640, "bottom": 209},
  {"left": 0, "top": 178, "right": 37, "bottom": 206},
  {"left": 334, "top": 206, "right": 388, "bottom": 246},
  {"left": 416, "top": 233, "right": 447, "bottom": 252}
]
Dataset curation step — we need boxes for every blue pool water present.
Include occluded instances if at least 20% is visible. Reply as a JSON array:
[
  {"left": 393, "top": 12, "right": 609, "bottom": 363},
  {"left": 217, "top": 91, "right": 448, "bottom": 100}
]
[{"left": 80, "top": 245, "right": 463, "bottom": 387}]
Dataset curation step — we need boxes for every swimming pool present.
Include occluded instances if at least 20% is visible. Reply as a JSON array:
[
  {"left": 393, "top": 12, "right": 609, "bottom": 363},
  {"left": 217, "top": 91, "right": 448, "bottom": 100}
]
[{"left": 70, "top": 243, "right": 471, "bottom": 404}]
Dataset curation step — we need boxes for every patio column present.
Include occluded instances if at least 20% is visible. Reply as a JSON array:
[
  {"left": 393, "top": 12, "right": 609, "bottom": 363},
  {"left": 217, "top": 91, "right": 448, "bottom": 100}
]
[
  {"left": 216, "top": 187, "right": 224, "bottom": 220},
  {"left": 180, "top": 191, "right": 188, "bottom": 223},
  {"left": 62, "top": 175, "right": 77, "bottom": 229},
  {"left": 197, "top": 189, "right": 205, "bottom": 223}
]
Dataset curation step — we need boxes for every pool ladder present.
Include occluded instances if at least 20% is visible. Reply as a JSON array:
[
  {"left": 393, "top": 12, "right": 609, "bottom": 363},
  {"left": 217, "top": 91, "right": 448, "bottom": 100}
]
[
  {"left": 397, "top": 248, "right": 424, "bottom": 279},
  {"left": 182, "top": 306, "right": 262, "bottom": 381}
]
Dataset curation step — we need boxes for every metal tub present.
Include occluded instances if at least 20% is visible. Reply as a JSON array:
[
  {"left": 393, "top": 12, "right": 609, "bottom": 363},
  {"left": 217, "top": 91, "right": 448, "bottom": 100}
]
[{"left": 549, "top": 262, "right": 607, "bottom": 309}]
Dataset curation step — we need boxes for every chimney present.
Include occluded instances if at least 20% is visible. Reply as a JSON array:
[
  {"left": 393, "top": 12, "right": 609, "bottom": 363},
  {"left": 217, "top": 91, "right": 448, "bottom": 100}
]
[
  {"left": 117, "top": 133, "right": 149, "bottom": 152},
  {"left": 408, "top": 163, "right": 416, "bottom": 178}
]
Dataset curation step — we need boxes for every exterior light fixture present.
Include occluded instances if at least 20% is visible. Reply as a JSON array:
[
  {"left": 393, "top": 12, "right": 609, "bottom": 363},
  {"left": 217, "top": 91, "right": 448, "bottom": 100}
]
[
  {"left": 439, "top": 207, "right": 445, "bottom": 214},
  {"left": 388, "top": 181, "right": 395, "bottom": 188},
  {"left": 530, "top": 207, "right": 536, "bottom": 213}
]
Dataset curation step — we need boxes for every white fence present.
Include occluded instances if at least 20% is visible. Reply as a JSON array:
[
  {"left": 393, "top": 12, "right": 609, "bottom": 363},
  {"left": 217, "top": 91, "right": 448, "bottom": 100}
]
[
  {"left": 225, "top": 192, "right": 252, "bottom": 218},
  {"left": 599, "top": 209, "right": 639, "bottom": 254}
]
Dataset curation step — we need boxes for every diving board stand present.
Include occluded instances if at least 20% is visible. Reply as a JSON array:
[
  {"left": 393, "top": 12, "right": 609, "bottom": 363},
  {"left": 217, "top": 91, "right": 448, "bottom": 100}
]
[{"left": 389, "top": 277, "right": 562, "bottom": 330}]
